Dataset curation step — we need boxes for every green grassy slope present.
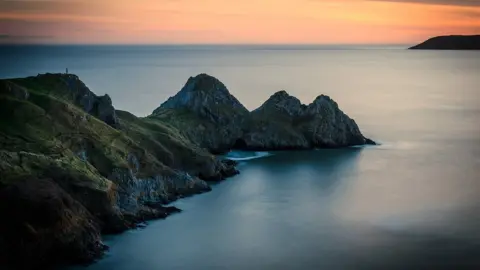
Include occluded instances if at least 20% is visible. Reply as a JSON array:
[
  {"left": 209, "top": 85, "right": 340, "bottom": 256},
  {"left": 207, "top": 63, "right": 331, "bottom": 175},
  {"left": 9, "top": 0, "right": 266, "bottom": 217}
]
[{"left": 0, "top": 74, "right": 236, "bottom": 269}]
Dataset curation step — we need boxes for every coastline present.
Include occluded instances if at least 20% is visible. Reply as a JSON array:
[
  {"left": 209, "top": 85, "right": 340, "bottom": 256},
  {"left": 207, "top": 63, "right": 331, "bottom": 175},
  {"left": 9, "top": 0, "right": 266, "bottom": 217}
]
[{"left": 0, "top": 72, "right": 374, "bottom": 269}]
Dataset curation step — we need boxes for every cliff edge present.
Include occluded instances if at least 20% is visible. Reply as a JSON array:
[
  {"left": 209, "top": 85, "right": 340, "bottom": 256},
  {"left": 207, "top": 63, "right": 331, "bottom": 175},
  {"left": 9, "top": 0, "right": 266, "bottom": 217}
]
[{"left": 0, "top": 74, "right": 238, "bottom": 269}]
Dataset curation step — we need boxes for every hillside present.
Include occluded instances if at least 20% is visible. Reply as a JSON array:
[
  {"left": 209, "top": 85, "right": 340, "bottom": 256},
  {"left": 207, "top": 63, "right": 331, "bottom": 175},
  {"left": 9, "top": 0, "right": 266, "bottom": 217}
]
[{"left": 0, "top": 74, "right": 238, "bottom": 269}]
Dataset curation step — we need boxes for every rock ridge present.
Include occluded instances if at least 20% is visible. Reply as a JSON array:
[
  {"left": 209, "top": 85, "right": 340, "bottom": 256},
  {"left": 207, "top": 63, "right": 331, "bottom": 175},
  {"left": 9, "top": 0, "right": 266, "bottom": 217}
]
[{"left": 153, "top": 74, "right": 375, "bottom": 152}]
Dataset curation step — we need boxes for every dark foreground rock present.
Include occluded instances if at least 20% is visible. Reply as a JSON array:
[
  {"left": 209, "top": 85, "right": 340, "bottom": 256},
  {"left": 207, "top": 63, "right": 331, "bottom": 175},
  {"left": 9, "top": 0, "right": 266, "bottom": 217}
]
[
  {"left": 409, "top": 35, "right": 480, "bottom": 50},
  {"left": 0, "top": 178, "right": 106, "bottom": 270}
]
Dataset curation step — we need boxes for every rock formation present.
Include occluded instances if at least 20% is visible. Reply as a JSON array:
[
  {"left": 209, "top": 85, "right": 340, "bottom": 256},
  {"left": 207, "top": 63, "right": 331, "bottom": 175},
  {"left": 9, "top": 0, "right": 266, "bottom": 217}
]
[
  {"left": 0, "top": 72, "right": 373, "bottom": 269},
  {"left": 239, "top": 91, "right": 371, "bottom": 149},
  {"left": 409, "top": 35, "right": 480, "bottom": 50},
  {"left": 6, "top": 73, "right": 119, "bottom": 126},
  {"left": 152, "top": 75, "right": 374, "bottom": 152},
  {"left": 0, "top": 74, "right": 238, "bottom": 269},
  {"left": 152, "top": 73, "right": 249, "bottom": 153}
]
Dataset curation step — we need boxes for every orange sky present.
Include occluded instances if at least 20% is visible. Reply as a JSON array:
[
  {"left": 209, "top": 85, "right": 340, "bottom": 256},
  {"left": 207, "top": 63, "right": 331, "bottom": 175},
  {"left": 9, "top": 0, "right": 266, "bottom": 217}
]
[{"left": 0, "top": 0, "right": 479, "bottom": 44}]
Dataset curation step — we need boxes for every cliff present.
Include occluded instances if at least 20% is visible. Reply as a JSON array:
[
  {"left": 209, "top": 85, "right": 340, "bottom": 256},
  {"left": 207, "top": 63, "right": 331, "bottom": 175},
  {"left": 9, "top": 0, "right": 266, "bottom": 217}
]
[
  {"left": 409, "top": 35, "right": 480, "bottom": 50},
  {"left": 0, "top": 74, "right": 238, "bottom": 269},
  {"left": 152, "top": 74, "right": 249, "bottom": 153}
]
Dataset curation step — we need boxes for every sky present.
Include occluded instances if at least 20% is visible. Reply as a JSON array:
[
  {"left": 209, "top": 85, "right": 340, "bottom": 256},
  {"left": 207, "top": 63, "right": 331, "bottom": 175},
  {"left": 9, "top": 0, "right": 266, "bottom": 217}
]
[{"left": 0, "top": 0, "right": 479, "bottom": 44}]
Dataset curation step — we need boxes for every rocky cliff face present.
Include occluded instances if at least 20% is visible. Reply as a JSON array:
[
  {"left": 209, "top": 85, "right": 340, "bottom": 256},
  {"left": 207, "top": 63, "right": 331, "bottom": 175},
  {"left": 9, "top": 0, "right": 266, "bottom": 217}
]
[
  {"left": 302, "top": 95, "right": 368, "bottom": 147},
  {"left": 153, "top": 75, "right": 374, "bottom": 152},
  {"left": 152, "top": 74, "right": 249, "bottom": 153},
  {"left": 253, "top": 90, "right": 305, "bottom": 116},
  {"left": 159, "top": 74, "right": 249, "bottom": 121},
  {"left": 6, "top": 73, "right": 119, "bottom": 127},
  {"left": 240, "top": 92, "right": 371, "bottom": 150},
  {"left": 0, "top": 74, "right": 239, "bottom": 269},
  {"left": 0, "top": 72, "right": 374, "bottom": 269}
]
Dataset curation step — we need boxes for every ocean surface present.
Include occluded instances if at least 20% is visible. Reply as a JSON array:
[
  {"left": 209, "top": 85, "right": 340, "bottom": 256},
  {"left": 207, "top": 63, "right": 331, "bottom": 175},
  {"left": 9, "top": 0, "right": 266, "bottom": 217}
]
[{"left": 2, "top": 45, "right": 480, "bottom": 270}]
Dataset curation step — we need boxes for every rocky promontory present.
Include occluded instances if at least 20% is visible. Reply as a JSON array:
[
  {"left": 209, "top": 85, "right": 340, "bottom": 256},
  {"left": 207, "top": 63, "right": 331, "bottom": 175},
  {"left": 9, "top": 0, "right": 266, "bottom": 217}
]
[
  {"left": 409, "top": 35, "right": 480, "bottom": 50},
  {"left": 152, "top": 74, "right": 374, "bottom": 152},
  {"left": 0, "top": 73, "right": 238, "bottom": 269},
  {"left": 0, "top": 72, "right": 374, "bottom": 269}
]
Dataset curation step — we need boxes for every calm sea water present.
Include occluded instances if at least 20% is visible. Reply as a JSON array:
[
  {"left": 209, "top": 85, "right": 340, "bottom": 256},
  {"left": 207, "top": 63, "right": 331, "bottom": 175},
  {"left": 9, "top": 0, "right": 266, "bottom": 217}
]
[{"left": 2, "top": 46, "right": 480, "bottom": 270}]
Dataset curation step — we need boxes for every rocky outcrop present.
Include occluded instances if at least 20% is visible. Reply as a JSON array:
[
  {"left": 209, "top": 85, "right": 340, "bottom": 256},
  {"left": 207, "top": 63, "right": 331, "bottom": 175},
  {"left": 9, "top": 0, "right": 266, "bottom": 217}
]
[
  {"left": 240, "top": 92, "right": 371, "bottom": 150},
  {"left": 60, "top": 74, "right": 118, "bottom": 127},
  {"left": 409, "top": 35, "right": 480, "bottom": 50},
  {"left": 9, "top": 73, "right": 118, "bottom": 127},
  {"left": 302, "top": 94, "right": 368, "bottom": 147},
  {"left": 153, "top": 75, "right": 375, "bottom": 152},
  {"left": 152, "top": 73, "right": 249, "bottom": 153},
  {"left": 253, "top": 90, "right": 306, "bottom": 116}
]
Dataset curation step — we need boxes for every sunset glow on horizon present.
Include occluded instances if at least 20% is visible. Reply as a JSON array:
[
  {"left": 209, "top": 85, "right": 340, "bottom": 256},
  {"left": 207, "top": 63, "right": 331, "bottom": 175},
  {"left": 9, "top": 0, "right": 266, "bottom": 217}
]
[{"left": 0, "top": 0, "right": 479, "bottom": 45}]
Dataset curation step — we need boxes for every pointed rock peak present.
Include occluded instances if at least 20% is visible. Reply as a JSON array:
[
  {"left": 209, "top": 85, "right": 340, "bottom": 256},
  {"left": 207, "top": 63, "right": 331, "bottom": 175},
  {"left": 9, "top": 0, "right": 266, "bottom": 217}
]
[
  {"left": 271, "top": 90, "right": 290, "bottom": 97},
  {"left": 265, "top": 90, "right": 301, "bottom": 104},
  {"left": 311, "top": 94, "right": 338, "bottom": 108},
  {"left": 183, "top": 73, "right": 229, "bottom": 94},
  {"left": 313, "top": 94, "right": 331, "bottom": 101},
  {"left": 254, "top": 90, "right": 304, "bottom": 116},
  {"left": 155, "top": 74, "right": 248, "bottom": 121}
]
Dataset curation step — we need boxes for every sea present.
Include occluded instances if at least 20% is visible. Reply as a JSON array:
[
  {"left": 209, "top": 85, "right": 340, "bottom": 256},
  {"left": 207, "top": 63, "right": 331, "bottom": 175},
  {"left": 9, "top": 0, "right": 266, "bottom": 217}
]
[{"left": 1, "top": 45, "right": 480, "bottom": 270}]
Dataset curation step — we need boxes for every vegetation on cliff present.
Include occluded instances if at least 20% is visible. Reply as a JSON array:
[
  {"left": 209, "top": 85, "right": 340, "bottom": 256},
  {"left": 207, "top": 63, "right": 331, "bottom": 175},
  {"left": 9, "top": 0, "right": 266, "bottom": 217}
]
[
  {"left": 0, "top": 74, "right": 237, "bottom": 269},
  {"left": 0, "top": 72, "right": 374, "bottom": 269}
]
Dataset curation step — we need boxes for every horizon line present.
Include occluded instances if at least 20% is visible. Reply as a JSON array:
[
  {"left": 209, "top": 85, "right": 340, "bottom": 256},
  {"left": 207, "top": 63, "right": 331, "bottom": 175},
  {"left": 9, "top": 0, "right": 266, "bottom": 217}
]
[{"left": 0, "top": 43, "right": 412, "bottom": 47}]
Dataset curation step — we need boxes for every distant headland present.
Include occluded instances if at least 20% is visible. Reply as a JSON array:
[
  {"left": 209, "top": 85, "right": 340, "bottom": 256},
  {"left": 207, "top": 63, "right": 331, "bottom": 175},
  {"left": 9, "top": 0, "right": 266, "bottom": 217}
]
[{"left": 409, "top": 35, "right": 480, "bottom": 50}]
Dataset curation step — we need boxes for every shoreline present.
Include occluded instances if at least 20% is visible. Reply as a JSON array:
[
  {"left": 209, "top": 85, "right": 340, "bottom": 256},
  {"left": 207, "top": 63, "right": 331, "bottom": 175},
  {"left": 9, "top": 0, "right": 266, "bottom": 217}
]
[{"left": 0, "top": 73, "right": 374, "bottom": 269}]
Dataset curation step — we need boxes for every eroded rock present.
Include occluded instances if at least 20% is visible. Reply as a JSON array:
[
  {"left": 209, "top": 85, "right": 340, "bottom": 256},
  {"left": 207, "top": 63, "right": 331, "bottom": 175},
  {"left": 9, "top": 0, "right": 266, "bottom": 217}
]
[{"left": 152, "top": 74, "right": 374, "bottom": 152}]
